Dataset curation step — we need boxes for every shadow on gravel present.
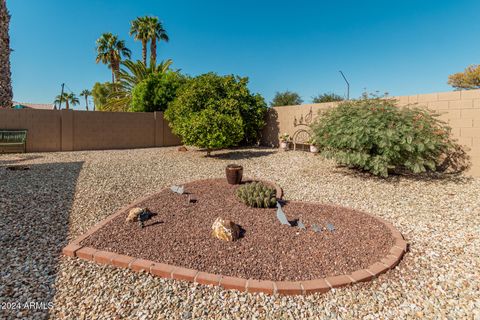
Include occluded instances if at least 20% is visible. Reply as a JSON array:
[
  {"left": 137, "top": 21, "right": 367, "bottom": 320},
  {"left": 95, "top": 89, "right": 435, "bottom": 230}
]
[
  {"left": 332, "top": 165, "right": 474, "bottom": 185},
  {"left": 0, "top": 155, "right": 44, "bottom": 165},
  {"left": 0, "top": 161, "right": 83, "bottom": 319},
  {"left": 209, "top": 149, "right": 276, "bottom": 160}
]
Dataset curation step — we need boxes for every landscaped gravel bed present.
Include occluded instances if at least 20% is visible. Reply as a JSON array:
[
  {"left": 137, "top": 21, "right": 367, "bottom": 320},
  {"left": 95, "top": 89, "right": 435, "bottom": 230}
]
[
  {"left": 1, "top": 147, "right": 479, "bottom": 319},
  {"left": 80, "top": 178, "right": 394, "bottom": 281}
]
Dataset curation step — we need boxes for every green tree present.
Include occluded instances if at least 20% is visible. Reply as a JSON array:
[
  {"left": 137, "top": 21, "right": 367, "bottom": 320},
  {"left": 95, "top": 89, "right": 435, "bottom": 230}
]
[
  {"left": 0, "top": 0, "right": 13, "bottom": 108},
  {"left": 80, "top": 89, "right": 92, "bottom": 111},
  {"left": 311, "top": 96, "right": 470, "bottom": 177},
  {"left": 131, "top": 71, "right": 185, "bottom": 112},
  {"left": 312, "top": 92, "right": 344, "bottom": 103},
  {"left": 145, "top": 17, "right": 168, "bottom": 66},
  {"left": 54, "top": 92, "right": 79, "bottom": 110},
  {"left": 95, "top": 33, "right": 131, "bottom": 83},
  {"left": 165, "top": 73, "right": 267, "bottom": 154},
  {"left": 448, "top": 65, "right": 480, "bottom": 90},
  {"left": 92, "top": 82, "right": 113, "bottom": 111},
  {"left": 130, "top": 16, "right": 150, "bottom": 65},
  {"left": 104, "top": 59, "right": 173, "bottom": 111},
  {"left": 180, "top": 108, "right": 244, "bottom": 156},
  {"left": 270, "top": 91, "right": 303, "bottom": 107}
]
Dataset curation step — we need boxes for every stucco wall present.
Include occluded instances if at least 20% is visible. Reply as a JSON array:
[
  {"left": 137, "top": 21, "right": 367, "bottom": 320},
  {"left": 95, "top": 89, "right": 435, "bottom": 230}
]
[
  {"left": 0, "top": 109, "right": 181, "bottom": 152},
  {"left": 261, "top": 89, "right": 480, "bottom": 176}
]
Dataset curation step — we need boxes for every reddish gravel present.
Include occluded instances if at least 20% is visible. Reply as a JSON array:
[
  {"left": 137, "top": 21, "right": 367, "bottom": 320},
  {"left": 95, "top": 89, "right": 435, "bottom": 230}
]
[{"left": 80, "top": 179, "right": 394, "bottom": 281}]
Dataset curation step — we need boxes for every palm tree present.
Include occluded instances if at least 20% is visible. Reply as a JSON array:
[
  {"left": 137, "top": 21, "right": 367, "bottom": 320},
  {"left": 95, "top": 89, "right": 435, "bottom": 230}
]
[
  {"left": 0, "top": 0, "right": 13, "bottom": 108},
  {"left": 104, "top": 59, "right": 173, "bottom": 111},
  {"left": 80, "top": 89, "right": 92, "bottom": 111},
  {"left": 54, "top": 92, "right": 79, "bottom": 110},
  {"left": 95, "top": 33, "right": 131, "bottom": 83},
  {"left": 145, "top": 17, "right": 168, "bottom": 66},
  {"left": 130, "top": 17, "right": 150, "bottom": 65}
]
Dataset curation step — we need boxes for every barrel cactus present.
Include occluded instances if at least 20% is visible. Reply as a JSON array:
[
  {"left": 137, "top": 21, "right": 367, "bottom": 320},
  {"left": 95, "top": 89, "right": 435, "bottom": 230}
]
[{"left": 235, "top": 181, "right": 277, "bottom": 208}]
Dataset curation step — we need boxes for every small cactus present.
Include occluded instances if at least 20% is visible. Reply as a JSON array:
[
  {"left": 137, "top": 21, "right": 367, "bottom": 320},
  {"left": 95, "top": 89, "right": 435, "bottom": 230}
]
[{"left": 236, "top": 181, "right": 277, "bottom": 208}]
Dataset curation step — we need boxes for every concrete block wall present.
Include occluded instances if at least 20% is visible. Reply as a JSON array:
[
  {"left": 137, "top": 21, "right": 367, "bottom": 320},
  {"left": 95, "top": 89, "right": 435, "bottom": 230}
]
[
  {"left": 261, "top": 89, "right": 480, "bottom": 176},
  {"left": 0, "top": 109, "right": 61, "bottom": 152},
  {"left": 394, "top": 90, "right": 480, "bottom": 176},
  {"left": 0, "top": 109, "right": 181, "bottom": 152}
]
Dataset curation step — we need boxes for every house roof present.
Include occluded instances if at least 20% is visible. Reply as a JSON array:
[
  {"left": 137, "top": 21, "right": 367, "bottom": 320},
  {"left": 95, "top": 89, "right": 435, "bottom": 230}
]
[{"left": 13, "top": 102, "right": 56, "bottom": 110}]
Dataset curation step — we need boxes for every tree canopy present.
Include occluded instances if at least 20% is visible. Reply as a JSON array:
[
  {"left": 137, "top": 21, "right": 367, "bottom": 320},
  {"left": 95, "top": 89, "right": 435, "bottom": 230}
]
[
  {"left": 448, "top": 65, "right": 480, "bottom": 90},
  {"left": 312, "top": 92, "right": 344, "bottom": 103},
  {"left": 131, "top": 70, "right": 185, "bottom": 112},
  {"left": 95, "top": 33, "right": 131, "bottom": 83},
  {"left": 92, "top": 82, "right": 114, "bottom": 111},
  {"left": 270, "top": 91, "right": 303, "bottom": 107},
  {"left": 165, "top": 73, "right": 267, "bottom": 154},
  {"left": 54, "top": 92, "right": 79, "bottom": 110}
]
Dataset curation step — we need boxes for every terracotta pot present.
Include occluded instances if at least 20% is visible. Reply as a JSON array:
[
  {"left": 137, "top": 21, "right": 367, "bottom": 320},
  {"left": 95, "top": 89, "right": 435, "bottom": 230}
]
[
  {"left": 310, "top": 145, "right": 319, "bottom": 153},
  {"left": 226, "top": 164, "right": 243, "bottom": 185}
]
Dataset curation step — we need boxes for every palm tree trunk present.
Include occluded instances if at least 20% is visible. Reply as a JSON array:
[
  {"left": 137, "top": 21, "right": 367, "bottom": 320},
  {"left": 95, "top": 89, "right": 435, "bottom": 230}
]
[
  {"left": 0, "top": 0, "right": 13, "bottom": 108},
  {"left": 85, "top": 97, "right": 89, "bottom": 111},
  {"left": 110, "top": 51, "right": 116, "bottom": 83},
  {"left": 150, "top": 36, "right": 157, "bottom": 67},
  {"left": 65, "top": 100, "right": 69, "bottom": 110},
  {"left": 142, "top": 39, "right": 147, "bottom": 66}
]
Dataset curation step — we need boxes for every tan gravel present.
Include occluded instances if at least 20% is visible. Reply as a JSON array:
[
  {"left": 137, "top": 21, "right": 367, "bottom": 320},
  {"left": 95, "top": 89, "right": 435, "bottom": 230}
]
[{"left": 1, "top": 147, "right": 479, "bottom": 319}]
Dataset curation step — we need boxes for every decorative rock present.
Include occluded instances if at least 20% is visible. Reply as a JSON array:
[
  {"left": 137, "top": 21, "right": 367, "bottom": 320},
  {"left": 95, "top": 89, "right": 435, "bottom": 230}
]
[
  {"left": 138, "top": 209, "right": 154, "bottom": 228},
  {"left": 126, "top": 207, "right": 143, "bottom": 222},
  {"left": 211, "top": 217, "right": 240, "bottom": 242},
  {"left": 297, "top": 219, "right": 306, "bottom": 230},
  {"left": 170, "top": 185, "right": 185, "bottom": 194},
  {"left": 187, "top": 194, "right": 197, "bottom": 204}
]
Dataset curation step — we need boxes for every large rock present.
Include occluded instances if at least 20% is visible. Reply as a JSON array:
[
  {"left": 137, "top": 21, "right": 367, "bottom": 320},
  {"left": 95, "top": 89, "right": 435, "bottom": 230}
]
[
  {"left": 211, "top": 217, "right": 240, "bottom": 242},
  {"left": 126, "top": 207, "right": 143, "bottom": 222}
]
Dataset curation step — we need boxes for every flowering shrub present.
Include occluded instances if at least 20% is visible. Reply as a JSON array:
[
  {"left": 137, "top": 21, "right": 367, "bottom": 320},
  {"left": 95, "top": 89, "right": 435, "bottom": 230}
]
[
  {"left": 311, "top": 97, "right": 470, "bottom": 177},
  {"left": 279, "top": 133, "right": 291, "bottom": 142}
]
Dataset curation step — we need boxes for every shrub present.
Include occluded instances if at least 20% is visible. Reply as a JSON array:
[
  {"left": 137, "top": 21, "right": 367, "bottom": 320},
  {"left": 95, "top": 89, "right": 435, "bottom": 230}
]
[
  {"left": 131, "top": 71, "right": 185, "bottom": 112},
  {"left": 236, "top": 182, "right": 277, "bottom": 208},
  {"left": 165, "top": 73, "right": 267, "bottom": 153},
  {"left": 180, "top": 108, "right": 244, "bottom": 155},
  {"left": 311, "top": 97, "right": 470, "bottom": 177},
  {"left": 270, "top": 91, "right": 303, "bottom": 107}
]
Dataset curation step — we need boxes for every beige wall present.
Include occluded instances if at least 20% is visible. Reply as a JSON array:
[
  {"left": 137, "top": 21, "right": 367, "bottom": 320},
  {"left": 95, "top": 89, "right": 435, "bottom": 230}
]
[
  {"left": 0, "top": 109, "right": 181, "bottom": 152},
  {"left": 261, "top": 89, "right": 480, "bottom": 176},
  {"left": 0, "top": 109, "right": 61, "bottom": 152}
]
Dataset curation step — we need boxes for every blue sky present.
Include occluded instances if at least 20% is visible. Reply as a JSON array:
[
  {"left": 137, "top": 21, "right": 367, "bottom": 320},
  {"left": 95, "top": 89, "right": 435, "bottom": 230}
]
[{"left": 8, "top": 0, "right": 480, "bottom": 109}]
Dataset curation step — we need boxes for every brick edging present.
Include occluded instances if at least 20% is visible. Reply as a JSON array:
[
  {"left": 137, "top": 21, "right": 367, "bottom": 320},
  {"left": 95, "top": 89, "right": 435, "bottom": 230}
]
[{"left": 63, "top": 180, "right": 406, "bottom": 296}]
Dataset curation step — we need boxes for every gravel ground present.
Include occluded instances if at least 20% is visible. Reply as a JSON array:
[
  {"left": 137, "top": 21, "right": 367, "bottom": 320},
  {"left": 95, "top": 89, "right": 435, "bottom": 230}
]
[
  {"left": 0, "top": 147, "right": 479, "bottom": 319},
  {"left": 80, "top": 178, "right": 394, "bottom": 281}
]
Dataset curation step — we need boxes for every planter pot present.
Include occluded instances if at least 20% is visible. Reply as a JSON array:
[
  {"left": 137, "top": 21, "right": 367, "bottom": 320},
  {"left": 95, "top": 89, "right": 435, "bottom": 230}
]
[
  {"left": 280, "top": 141, "right": 289, "bottom": 151},
  {"left": 226, "top": 164, "right": 243, "bottom": 185},
  {"left": 310, "top": 145, "right": 319, "bottom": 153}
]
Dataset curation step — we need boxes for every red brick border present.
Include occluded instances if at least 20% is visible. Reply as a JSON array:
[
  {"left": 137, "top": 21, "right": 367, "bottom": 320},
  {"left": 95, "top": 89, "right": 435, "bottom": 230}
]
[{"left": 62, "top": 179, "right": 406, "bottom": 296}]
